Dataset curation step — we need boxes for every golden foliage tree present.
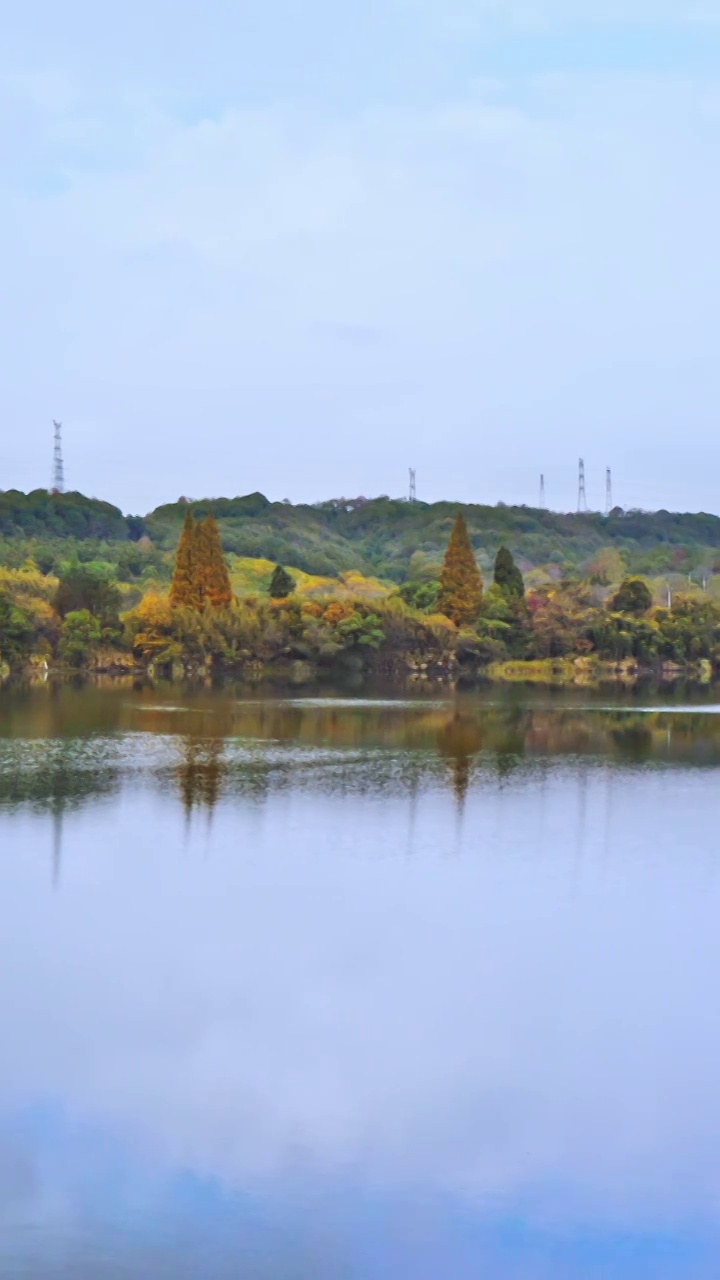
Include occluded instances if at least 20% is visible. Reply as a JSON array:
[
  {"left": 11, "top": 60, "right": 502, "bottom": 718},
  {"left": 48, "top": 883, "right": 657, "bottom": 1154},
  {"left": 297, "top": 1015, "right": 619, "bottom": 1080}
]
[
  {"left": 195, "top": 515, "right": 233, "bottom": 609},
  {"left": 170, "top": 511, "right": 233, "bottom": 611},
  {"left": 127, "top": 590, "right": 180, "bottom": 663},
  {"left": 170, "top": 510, "right": 199, "bottom": 609},
  {"left": 438, "top": 513, "right": 483, "bottom": 626}
]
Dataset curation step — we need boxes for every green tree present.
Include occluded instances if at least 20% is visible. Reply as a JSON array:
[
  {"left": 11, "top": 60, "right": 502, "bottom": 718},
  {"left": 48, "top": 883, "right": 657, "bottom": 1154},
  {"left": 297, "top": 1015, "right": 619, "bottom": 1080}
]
[
  {"left": 58, "top": 610, "right": 102, "bottom": 667},
  {"left": 611, "top": 577, "right": 653, "bottom": 616},
  {"left": 0, "top": 592, "right": 33, "bottom": 666},
  {"left": 438, "top": 514, "right": 483, "bottom": 626},
  {"left": 398, "top": 581, "right": 440, "bottom": 611},
  {"left": 586, "top": 547, "right": 626, "bottom": 586},
  {"left": 170, "top": 510, "right": 199, "bottom": 608},
  {"left": 336, "top": 611, "right": 386, "bottom": 648},
  {"left": 269, "top": 564, "right": 295, "bottom": 599},
  {"left": 33, "top": 544, "right": 57, "bottom": 575},
  {"left": 407, "top": 550, "right": 441, "bottom": 582},
  {"left": 480, "top": 582, "right": 529, "bottom": 658},
  {"left": 54, "top": 562, "right": 121, "bottom": 623},
  {"left": 493, "top": 546, "right": 524, "bottom": 598}
]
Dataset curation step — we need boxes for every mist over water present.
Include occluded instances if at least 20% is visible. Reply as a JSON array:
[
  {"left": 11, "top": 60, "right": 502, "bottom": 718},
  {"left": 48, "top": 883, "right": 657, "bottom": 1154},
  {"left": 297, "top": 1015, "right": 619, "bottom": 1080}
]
[{"left": 2, "top": 682, "right": 720, "bottom": 1278}]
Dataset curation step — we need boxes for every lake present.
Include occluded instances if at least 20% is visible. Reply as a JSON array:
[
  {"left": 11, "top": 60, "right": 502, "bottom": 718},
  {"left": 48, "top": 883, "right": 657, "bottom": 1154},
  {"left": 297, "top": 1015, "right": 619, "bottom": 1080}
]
[{"left": 2, "top": 679, "right": 720, "bottom": 1278}]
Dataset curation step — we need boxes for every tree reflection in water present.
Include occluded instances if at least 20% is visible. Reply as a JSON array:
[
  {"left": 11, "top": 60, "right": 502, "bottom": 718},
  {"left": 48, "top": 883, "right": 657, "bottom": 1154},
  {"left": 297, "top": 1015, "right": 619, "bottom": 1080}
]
[
  {"left": 5, "top": 688, "right": 720, "bottom": 861},
  {"left": 176, "top": 736, "right": 226, "bottom": 822},
  {"left": 436, "top": 714, "right": 484, "bottom": 811}
]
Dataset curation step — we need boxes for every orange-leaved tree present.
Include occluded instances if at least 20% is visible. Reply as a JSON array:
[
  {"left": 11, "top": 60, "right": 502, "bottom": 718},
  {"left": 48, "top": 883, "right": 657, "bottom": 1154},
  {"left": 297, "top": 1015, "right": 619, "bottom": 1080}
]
[
  {"left": 170, "top": 510, "right": 233, "bottom": 610},
  {"left": 195, "top": 515, "right": 233, "bottom": 609},
  {"left": 437, "top": 513, "right": 483, "bottom": 626},
  {"left": 170, "top": 510, "right": 200, "bottom": 609}
]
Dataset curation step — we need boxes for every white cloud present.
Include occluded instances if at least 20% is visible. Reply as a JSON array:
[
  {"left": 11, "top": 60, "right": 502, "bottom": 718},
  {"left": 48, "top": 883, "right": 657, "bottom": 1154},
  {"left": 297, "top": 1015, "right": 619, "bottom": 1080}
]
[{"left": 2, "top": 1, "right": 720, "bottom": 511}]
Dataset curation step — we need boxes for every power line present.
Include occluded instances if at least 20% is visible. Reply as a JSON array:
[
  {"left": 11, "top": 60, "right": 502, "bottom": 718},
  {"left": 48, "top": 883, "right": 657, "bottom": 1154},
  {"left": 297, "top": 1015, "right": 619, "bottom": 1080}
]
[
  {"left": 577, "top": 458, "right": 587, "bottom": 513},
  {"left": 51, "top": 420, "right": 65, "bottom": 494}
]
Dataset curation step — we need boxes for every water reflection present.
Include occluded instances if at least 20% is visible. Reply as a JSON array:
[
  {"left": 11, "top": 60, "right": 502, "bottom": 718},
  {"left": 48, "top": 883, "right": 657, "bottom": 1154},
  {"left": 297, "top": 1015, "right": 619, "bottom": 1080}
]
[
  {"left": 609, "top": 722, "right": 655, "bottom": 762},
  {"left": 3, "top": 686, "right": 720, "bottom": 828},
  {"left": 0, "top": 737, "right": 119, "bottom": 811},
  {"left": 52, "top": 800, "right": 63, "bottom": 889},
  {"left": 2, "top": 688, "right": 720, "bottom": 1276},
  {"left": 177, "top": 737, "right": 225, "bottom": 821},
  {"left": 0, "top": 681, "right": 714, "bottom": 760},
  {"left": 436, "top": 714, "right": 484, "bottom": 810}
]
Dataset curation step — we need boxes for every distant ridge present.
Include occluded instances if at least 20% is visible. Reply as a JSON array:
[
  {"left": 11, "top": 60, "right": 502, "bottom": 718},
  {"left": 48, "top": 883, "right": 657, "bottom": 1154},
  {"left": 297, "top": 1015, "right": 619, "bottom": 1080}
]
[{"left": 1, "top": 488, "right": 720, "bottom": 581}]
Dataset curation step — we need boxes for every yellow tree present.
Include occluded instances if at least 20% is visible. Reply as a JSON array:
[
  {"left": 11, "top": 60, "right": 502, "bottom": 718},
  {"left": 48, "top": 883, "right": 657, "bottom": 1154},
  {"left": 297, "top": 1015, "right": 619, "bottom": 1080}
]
[
  {"left": 195, "top": 515, "right": 233, "bottom": 608},
  {"left": 170, "top": 511, "right": 199, "bottom": 609},
  {"left": 128, "top": 590, "right": 178, "bottom": 663},
  {"left": 438, "top": 513, "right": 483, "bottom": 626}
]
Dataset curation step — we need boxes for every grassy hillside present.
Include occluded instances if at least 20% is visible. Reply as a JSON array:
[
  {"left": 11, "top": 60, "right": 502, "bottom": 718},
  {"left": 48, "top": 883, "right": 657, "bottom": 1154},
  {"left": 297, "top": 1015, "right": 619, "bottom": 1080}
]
[
  {"left": 3, "top": 488, "right": 720, "bottom": 586},
  {"left": 228, "top": 557, "right": 388, "bottom": 601}
]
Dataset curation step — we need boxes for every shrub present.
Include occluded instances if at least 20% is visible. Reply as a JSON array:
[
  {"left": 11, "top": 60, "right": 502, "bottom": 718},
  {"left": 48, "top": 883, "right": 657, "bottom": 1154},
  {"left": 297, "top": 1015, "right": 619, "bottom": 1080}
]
[{"left": 58, "top": 610, "right": 102, "bottom": 667}]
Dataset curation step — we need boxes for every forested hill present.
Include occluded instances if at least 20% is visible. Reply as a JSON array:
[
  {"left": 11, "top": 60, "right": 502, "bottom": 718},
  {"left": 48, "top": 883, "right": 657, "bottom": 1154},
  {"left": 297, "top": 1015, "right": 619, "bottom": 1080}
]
[
  {"left": 3, "top": 488, "right": 720, "bottom": 580},
  {"left": 0, "top": 490, "right": 130, "bottom": 541}
]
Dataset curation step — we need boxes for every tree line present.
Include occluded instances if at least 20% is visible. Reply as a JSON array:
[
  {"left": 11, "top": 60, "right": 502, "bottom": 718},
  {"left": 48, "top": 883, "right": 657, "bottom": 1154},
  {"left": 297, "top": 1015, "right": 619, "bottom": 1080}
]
[{"left": 2, "top": 507, "right": 720, "bottom": 677}]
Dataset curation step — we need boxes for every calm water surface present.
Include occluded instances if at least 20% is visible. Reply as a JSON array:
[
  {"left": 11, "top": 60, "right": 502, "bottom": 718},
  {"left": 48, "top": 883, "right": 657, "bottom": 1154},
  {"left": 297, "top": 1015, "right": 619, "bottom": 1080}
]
[{"left": 2, "top": 681, "right": 720, "bottom": 1278}]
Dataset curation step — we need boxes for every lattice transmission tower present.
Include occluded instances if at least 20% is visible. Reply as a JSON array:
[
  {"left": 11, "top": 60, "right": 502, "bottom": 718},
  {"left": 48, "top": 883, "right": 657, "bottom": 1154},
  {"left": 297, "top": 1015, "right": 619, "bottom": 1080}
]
[
  {"left": 409, "top": 468, "right": 417, "bottom": 502},
  {"left": 51, "top": 420, "right": 65, "bottom": 494},
  {"left": 577, "top": 458, "right": 587, "bottom": 512},
  {"left": 539, "top": 473, "right": 546, "bottom": 510},
  {"left": 605, "top": 467, "right": 612, "bottom": 516}
]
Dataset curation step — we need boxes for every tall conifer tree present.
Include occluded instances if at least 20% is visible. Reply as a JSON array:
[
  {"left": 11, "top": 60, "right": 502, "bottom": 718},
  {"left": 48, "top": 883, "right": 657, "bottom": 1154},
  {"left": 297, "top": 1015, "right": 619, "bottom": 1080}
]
[
  {"left": 493, "top": 546, "right": 525, "bottom": 598},
  {"left": 170, "top": 511, "right": 232, "bottom": 610},
  {"left": 195, "top": 515, "right": 233, "bottom": 608},
  {"left": 438, "top": 513, "right": 483, "bottom": 626},
  {"left": 170, "top": 510, "right": 198, "bottom": 608}
]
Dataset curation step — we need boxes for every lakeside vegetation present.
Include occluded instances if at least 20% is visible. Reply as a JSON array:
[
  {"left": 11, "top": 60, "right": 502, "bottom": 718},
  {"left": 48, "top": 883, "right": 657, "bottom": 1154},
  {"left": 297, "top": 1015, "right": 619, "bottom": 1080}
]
[{"left": 3, "top": 489, "right": 720, "bottom": 683}]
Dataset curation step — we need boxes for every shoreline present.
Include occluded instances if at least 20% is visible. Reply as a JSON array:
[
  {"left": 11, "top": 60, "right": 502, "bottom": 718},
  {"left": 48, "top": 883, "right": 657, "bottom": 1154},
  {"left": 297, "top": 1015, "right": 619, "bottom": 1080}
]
[{"left": 2, "top": 653, "right": 716, "bottom": 691}]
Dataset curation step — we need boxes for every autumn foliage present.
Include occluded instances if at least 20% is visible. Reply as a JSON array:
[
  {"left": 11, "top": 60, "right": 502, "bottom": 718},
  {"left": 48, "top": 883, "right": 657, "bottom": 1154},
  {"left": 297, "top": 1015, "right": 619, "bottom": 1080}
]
[
  {"left": 170, "top": 511, "right": 198, "bottom": 609},
  {"left": 8, "top": 488, "right": 720, "bottom": 680},
  {"left": 438, "top": 514, "right": 483, "bottom": 627},
  {"left": 196, "top": 515, "right": 233, "bottom": 608},
  {"left": 170, "top": 511, "right": 232, "bottom": 611}
]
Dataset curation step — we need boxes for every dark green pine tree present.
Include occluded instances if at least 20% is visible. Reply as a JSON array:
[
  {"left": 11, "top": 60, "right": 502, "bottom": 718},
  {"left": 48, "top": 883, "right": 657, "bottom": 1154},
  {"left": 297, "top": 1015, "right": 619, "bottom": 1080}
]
[
  {"left": 269, "top": 564, "right": 295, "bottom": 599},
  {"left": 493, "top": 545, "right": 525, "bottom": 598}
]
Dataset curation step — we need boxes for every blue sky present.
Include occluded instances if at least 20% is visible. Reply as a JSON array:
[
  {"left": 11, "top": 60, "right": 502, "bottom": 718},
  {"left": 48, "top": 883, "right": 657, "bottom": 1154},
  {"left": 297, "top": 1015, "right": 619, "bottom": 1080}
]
[{"left": 2, "top": 1, "right": 720, "bottom": 513}]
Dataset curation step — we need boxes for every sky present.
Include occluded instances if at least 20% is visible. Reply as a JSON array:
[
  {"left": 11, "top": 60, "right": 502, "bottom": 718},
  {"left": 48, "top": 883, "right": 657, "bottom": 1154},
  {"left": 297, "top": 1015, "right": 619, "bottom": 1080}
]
[{"left": 2, "top": 1, "right": 720, "bottom": 515}]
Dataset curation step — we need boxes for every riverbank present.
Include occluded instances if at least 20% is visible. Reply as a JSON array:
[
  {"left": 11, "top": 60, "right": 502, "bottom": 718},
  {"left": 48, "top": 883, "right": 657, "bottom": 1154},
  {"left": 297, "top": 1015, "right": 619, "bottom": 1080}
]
[
  {"left": 486, "top": 656, "right": 715, "bottom": 686},
  {"left": 3, "top": 649, "right": 717, "bottom": 690}
]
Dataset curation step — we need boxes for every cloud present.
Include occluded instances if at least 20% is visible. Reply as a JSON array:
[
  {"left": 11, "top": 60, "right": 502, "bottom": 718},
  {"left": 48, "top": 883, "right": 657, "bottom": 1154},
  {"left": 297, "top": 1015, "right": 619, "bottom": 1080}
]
[{"left": 2, "top": 2, "right": 720, "bottom": 511}]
